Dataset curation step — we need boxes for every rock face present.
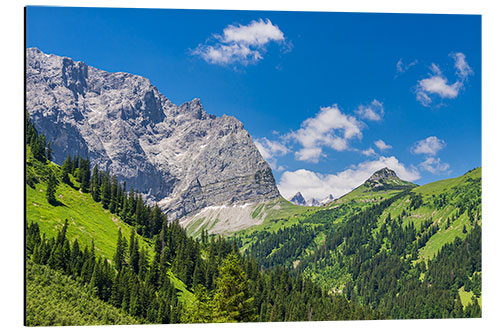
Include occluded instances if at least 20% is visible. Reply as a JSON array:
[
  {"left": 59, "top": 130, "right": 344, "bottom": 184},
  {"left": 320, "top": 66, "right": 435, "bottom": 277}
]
[
  {"left": 363, "top": 167, "right": 416, "bottom": 190},
  {"left": 319, "top": 194, "right": 334, "bottom": 205},
  {"left": 290, "top": 192, "right": 307, "bottom": 206},
  {"left": 26, "top": 47, "right": 280, "bottom": 220}
]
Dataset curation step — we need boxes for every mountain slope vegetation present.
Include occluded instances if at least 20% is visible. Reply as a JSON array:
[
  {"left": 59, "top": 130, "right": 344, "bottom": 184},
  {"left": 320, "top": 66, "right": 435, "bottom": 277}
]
[
  {"left": 25, "top": 116, "right": 378, "bottom": 325},
  {"left": 232, "top": 167, "right": 481, "bottom": 318}
]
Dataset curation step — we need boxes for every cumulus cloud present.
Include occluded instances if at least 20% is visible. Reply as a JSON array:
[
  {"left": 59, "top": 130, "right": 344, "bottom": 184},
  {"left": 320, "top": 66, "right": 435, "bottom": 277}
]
[
  {"left": 415, "top": 53, "right": 472, "bottom": 107},
  {"left": 254, "top": 137, "right": 289, "bottom": 170},
  {"left": 361, "top": 147, "right": 376, "bottom": 156},
  {"left": 411, "top": 136, "right": 446, "bottom": 156},
  {"left": 374, "top": 139, "right": 392, "bottom": 151},
  {"left": 354, "top": 99, "right": 385, "bottom": 121},
  {"left": 254, "top": 137, "right": 289, "bottom": 160},
  {"left": 192, "top": 18, "right": 287, "bottom": 66},
  {"left": 285, "top": 105, "right": 363, "bottom": 163},
  {"left": 277, "top": 156, "right": 420, "bottom": 201},
  {"left": 419, "top": 157, "right": 450, "bottom": 174}
]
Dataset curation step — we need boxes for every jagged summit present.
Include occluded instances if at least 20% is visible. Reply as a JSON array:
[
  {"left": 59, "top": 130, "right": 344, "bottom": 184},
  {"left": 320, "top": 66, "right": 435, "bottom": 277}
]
[
  {"left": 26, "top": 47, "right": 280, "bottom": 220},
  {"left": 363, "top": 168, "right": 416, "bottom": 190},
  {"left": 290, "top": 192, "right": 307, "bottom": 206},
  {"left": 366, "top": 168, "right": 398, "bottom": 185},
  {"left": 319, "top": 194, "right": 334, "bottom": 205}
]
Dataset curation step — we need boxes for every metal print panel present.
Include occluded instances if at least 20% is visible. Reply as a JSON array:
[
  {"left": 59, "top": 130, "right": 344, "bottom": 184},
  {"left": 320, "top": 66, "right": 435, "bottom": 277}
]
[{"left": 25, "top": 6, "right": 481, "bottom": 326}]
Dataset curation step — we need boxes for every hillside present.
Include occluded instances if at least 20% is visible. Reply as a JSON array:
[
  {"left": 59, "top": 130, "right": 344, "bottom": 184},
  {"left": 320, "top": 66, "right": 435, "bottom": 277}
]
[
  {"left": 25, "top": 141, "right": 195, "bottom": 307},
  {"left": 26, "top": 145, "right": 154, "bottom": 261},
  {"left": 25, "top": 120, "right": 378, "bottom": 325},
  {"left": 232, "top": 167, "right": 481, "bottom": 317},
  {"left": 26, "top": 259, "right": 140, "bottom": 326}
]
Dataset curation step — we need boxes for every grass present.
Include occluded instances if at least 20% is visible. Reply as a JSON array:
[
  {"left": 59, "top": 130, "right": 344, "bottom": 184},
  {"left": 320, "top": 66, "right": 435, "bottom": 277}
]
[
  {"left": 26, "top": 259, "right": 140, "bottom": 326},
  {"left": 26, "top": 148, "right": 193, "bottom": 302},
  {"left": 26, "top": 179, "right": 154, "bottom": 262},
  {"left": 459, "top": 286, "right": 482, "bottom": 308}
]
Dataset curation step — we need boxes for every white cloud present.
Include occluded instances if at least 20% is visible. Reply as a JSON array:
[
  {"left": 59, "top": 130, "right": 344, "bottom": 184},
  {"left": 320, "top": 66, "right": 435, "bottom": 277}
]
[
  {"left": 374, "top": 139, "right": 392, "bottom": 151},
  {"left": 419, "top": 157, "right": 450, "bottom": 174},
  {"left": 451, "top": 52, "right": 473, "bottom": 80},
  {"left": 192, "top": 19, "right": 287, "bottom": 66},
  {"left": 254, "top": 137, "right": 289, "bottom": 160},
  {"left": 418, "top": 74, "right": 460, "bottom": 99},
  {"left": 277, "top": 156, "right": 420, "bottom": 201},
  {"left": 254, "top": 137, "right": 289, "bottom": 171},
  {"left": 361, "top": 147, "right": 376, "bottom": 156},
  {"left": 355, "top": 99, "right": 385, "bottom": 121},
  {"left": 396, "top": 58, "right": 418, "bottom": 74},
  {"left": 411, "top": 136, "right": 446, "bottom": 156},
  {"left": 286, "top": 105, "right": 363, "bottom": 163},
  {"left": 415, "top": 53, "right": 472, "bottom": 107}
]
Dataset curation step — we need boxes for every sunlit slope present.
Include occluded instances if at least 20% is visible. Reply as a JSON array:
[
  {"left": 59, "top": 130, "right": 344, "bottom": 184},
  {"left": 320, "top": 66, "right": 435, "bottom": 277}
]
[
  {"left": 26, "top": 146, "right": 193, "bottom": 302},
  {"left": 376, "top": 167, "right": 481, "bottom": 261}
]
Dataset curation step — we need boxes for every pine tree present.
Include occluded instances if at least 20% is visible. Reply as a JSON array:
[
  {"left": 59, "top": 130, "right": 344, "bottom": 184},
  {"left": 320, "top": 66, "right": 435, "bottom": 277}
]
[
  {"left": 90, "top": 164, "right": 101, "bottom": 201},
  {"left": 101, "top": 172, "right": 111, "bottom": 209},
  {"left": 46, "top": 141, "right": 53, "bottom": 161},
  {"left": 113, "top": 229, "right": 126, "bottom": 272},
  {"left": 46, "top": 172, "right": 58, "bottom": 205},
  {"left": 60, "top": 154, "right": 72, "bottom": 185},
  {"left": 79, "top": 157, "right": 91, "bottom": 192},
  {"left": 212, "top": 253, "right": 256, "bottom": 322},
  {"left": 110, "top": 175, "right": 118, "bottom": 213},
  {"left": 129, "top": 229, "right": 139, "bottom": 274},
  {"left": 181, "top": 285, "right": 214, "bottom": 323}
]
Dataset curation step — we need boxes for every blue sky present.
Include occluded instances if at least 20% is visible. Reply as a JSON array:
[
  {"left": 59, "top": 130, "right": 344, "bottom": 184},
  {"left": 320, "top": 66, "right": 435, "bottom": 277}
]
[{"left": 26, "top": 6, "right": 481, "bottom": 201}]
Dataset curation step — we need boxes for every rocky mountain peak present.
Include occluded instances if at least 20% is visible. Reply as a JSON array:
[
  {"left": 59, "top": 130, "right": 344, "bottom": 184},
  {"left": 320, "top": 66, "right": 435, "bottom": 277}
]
[
  {"left": 366, "top": 168, "right": 398, "bottom": 184},
  {"left": 26, "top": 47, "right": 280, "bottom": 220},
  {"left": 290, "top": 192, "right": 307, "bottom": 206}
]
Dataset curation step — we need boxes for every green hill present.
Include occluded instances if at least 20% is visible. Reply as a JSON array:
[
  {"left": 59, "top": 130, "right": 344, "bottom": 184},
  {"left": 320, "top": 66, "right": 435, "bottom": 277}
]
[
  {"left": 25, "top": 144, "right": 194, "bottom": 305},
  {"left": 26, "top": 259, "right": 141, "bottom": 326},
  {"left": 232, "top": 167, "right": 481, "bottom": 317}
]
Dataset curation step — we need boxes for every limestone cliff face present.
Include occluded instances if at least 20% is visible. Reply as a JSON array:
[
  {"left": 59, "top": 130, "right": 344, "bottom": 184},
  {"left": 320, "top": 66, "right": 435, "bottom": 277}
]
[{"left": 26, "top": 47, "right": 280, "bottom": 220}]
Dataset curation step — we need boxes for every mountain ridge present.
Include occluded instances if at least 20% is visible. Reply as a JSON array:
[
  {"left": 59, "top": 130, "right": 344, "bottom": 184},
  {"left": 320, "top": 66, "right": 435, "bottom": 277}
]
[{"left": 26, "top": 47, "right": 280, "bottom": 220}]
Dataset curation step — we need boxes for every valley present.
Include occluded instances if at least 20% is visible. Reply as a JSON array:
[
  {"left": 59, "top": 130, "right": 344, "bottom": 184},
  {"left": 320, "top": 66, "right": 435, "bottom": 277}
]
[{"left": 24, "top": 47, "right": 482, "bottom": 325}]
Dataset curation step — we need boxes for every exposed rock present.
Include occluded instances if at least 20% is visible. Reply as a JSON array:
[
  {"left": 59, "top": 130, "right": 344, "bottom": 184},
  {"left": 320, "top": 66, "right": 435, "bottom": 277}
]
[
  {"left": 26, "top": 47, "right": 280, "bottom": 220},
  {"left": 308, "top": 198, "right": 321, "bottom": 207},
  {"left": 319, "top": 194, "right": 335, "bottom": 205},
  {"left": 362, "top": 167, "right": 416, "bottom": 190},
  {"left": 290, "top": 192, "right": 307, "bottom": 206}
]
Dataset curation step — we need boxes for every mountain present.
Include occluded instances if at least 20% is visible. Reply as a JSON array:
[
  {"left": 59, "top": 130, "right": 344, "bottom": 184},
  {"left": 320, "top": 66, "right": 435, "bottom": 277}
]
[
  {"left": 363, "top": 167, "right": 415, "bottom": 189},
  {"left": 233, "top": 167, "right": 482, "bottom": 317},
  {"left": 308, "top": 198, "right": 320, "bottom": 207},
  {"left": 319, "top": 194, "right": 334, "bottom": 205},
  {"left": 333, "top": 168, "right": 417, "bottom": 205},
  {"left": 26, "top": 48, "right": 280, "bottom": 220},
  {"left": 290, "top": 192, "right": 307, "bottom": 206}
]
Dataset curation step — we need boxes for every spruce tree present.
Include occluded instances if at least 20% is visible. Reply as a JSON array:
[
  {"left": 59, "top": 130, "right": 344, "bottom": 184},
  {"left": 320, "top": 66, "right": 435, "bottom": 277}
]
[
  {"left": 46, "top": 141, "right": 53, "bottom": 161},
  {"left": 61, "top": 154, "right": 72, "bottom": 185},
  {"left": 90, "top": 164, "right": 101, "bottom": 201},
  {"left": 113, "top": 229, "right": 126, "bottom": 272},
  {"left": 212, "top": 253, "right": 256, "bottom": 322},
  {"left": 101, "top": 172, "right": 111, "bottom": 209},
  {"left": 46, "top": 172, "right": 58, "bottom": 205}
]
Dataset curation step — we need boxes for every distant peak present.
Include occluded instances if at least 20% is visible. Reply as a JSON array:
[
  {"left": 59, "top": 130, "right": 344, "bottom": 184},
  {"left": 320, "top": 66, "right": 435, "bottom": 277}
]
[
  {"left": 290, "top": 192, "right": 307, "bottom": 206},
  {"left": 367, "top": 168, "right": 398, "bottom": 182}
]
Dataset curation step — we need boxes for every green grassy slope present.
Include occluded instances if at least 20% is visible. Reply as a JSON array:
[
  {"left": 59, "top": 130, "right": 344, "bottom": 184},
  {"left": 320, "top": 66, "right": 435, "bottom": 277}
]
[
  {"left": 233, "top": 167, "right": 481, "bottom": 308},
  {"left": 26, "top": 148, "right": 153, "bottom": 261},
  {"left": 377, "top": 167, "right": 481, "bottom": 262},
  {"left": 26, "top": 259, "right": 141, "bottom": 326},
  {"left": 26, "top": 146, "right": 193, "bottom": 303},
  {"left": 233, "top": 172, "right": 416, "bottom": 258}
]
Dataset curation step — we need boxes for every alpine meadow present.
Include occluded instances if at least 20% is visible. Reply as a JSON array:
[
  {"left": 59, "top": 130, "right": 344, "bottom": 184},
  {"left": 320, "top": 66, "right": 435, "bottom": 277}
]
[{"left": 25, "top": 7, "right": 481, "bottom": 326}]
